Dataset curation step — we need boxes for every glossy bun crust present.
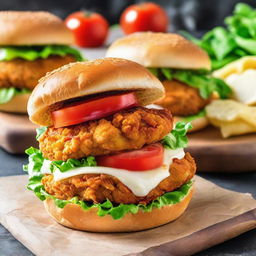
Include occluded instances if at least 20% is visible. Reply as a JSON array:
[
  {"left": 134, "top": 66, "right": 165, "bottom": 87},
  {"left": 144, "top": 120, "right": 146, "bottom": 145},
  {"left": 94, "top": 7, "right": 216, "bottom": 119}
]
[
  {"left": 0, "top": 11, "right": 73, "bottom": 45},
  {"left": 28, "top": 58, "right": 165, "bottom": 126}
]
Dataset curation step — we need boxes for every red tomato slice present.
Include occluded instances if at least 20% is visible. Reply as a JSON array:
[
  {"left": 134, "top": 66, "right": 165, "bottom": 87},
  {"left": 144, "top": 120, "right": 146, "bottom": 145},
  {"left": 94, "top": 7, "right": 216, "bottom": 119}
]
[
  {"left": 52, "top": 92, "right": 138, "bottom": 128},
  {"left": 96, "top": 143, "right": 164, "bottom": 171}
]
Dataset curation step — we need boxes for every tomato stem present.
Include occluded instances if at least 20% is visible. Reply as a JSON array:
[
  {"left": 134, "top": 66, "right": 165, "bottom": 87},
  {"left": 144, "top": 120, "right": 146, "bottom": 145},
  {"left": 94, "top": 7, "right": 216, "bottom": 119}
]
[
  {"left": 137, "top": 2, "right": 147, "bottom": 9},
  {"left": 81, "top": 9, "right": 93, "bottom": 17}
]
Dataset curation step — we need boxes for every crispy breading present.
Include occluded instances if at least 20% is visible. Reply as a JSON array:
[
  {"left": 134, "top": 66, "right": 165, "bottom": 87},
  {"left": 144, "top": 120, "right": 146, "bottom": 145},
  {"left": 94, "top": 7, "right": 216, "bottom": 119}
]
[
  {"left": 42, "top": 152, "right": 196, "bottom": 204},
  {"left": 155, "top": 80, "right": 209, "bottom": 116},
  {"left": 0, "top": 55, "right": 76, "bottom": 90},
  {"left": 39, "top": 107, "right": 173, "bottom": 161}
]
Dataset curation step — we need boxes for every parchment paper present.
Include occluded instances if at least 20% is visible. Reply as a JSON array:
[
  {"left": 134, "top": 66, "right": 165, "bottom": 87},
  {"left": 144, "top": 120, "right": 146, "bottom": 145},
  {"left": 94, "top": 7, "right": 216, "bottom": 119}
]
[{"left": 0, "top": 175, "right": 255, "bottom": 256}]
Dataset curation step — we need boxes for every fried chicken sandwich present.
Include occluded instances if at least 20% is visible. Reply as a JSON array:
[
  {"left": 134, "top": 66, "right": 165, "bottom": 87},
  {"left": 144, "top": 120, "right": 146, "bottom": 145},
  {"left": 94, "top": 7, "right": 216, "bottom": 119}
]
[
  {"left": 106, "top": 32, "right": 232, "bottom": 132},
  {"left": 0, "top": 11, "right": 83, "bottom": 113},
  {"left": 24, "top": 58, "right": 196, "bottom": 232}
]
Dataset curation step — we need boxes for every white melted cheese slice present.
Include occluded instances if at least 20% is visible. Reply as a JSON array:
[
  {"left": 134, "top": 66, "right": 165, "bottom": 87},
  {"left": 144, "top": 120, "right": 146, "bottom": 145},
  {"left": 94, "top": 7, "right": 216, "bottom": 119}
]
[{"left": 39, "top": 148, "right": 185, "bottom": 197}]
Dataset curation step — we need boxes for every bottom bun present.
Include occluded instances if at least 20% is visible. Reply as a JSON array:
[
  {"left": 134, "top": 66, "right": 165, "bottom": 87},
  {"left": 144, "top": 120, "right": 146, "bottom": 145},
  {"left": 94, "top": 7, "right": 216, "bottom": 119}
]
[
  {"left": 174, "top": 116, "right": 209, "bottom": 133},
  {"left": 0, "top": 93, "right": 30, "bottom": 113},
  {"left": 44, "top": 184, "right": 194, "bottom": 232}
]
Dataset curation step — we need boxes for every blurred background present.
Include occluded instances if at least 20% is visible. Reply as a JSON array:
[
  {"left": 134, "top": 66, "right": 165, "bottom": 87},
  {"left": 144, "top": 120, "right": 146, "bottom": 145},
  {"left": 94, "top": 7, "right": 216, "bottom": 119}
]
[{"left": 1, "top": 0, "right": 256, "bottom": 33}]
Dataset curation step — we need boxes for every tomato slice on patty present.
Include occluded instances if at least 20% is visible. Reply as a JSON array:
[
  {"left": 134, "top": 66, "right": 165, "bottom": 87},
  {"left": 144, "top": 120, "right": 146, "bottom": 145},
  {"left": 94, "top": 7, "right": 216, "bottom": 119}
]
[
  {"left": 96, "top": 143, "right": 164, "bottom": 171},
  {"left": 52, "top": 92, "right": 138, "bottom": 128}
]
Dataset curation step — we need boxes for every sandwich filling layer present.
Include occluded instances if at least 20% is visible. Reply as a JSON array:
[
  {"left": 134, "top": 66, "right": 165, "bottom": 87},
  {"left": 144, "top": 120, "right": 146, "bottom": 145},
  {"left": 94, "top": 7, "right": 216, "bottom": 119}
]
[
  {"left": 148, "top": 67, "right": 231, "bottom": 118},
  {"left": 0, "top": 45, "right": 83, "bottom": 104}
]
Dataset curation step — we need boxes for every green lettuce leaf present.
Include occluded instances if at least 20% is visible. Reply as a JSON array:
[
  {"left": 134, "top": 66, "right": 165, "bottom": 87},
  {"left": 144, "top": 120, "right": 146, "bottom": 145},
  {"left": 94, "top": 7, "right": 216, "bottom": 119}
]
[
  {"left": 181, "top": 3, "right": 256, "bottom": 70},
  {"left": 161, "top": 68, "right": 172, "bottom": 80},
  {"left": 148, "top": 67, "right": 159, "bottom": 77},
  {"left": 51, "top": 157, "right": 97, "bottom": 173},
  {"left": 0, "top": 87, "right": 30, "bottom": 104},
  {"left": 162, "top": 122, "right": 192, "bottom": 150},
  {"left": 181, "top": 28, "right": 247, "bottom": 70},
  {"left": 234, "top": 36, "right": 256, "bottom": 55},
  {"left": 225, "top": 3, "right": 256, "bottom": 39},
  {"left": 36, "top": 127, "right": 47, "bottom": 140},
  {"left": 148, "top": 68, "right": 231, "bottom": 99},
  {"left": 182, "top": 109, "right": 206, "bottom": 122},
  {"left": 24, "top": 147, "right": 97, "bottom": 174},
  {"left": 0, "top": 45, "right": 83, "bottom": 61}
]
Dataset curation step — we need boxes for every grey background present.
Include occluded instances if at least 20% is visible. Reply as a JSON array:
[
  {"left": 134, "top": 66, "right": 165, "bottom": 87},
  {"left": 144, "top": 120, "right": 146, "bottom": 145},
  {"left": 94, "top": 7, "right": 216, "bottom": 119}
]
[{"left": 0, "top": 0, "right": 256, "bottom": 30}]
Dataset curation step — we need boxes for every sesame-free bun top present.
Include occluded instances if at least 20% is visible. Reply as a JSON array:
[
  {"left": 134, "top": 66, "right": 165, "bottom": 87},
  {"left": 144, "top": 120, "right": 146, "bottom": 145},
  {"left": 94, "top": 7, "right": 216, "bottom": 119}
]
[
  {"left": 0, "top": 11, "right": 73, "bottom": 45},
  {"left": 28, "top": 58, "right": 165, "bottom": 126},
  {"left": 106, "top": 32, "right": 211, "bottom": 70}
]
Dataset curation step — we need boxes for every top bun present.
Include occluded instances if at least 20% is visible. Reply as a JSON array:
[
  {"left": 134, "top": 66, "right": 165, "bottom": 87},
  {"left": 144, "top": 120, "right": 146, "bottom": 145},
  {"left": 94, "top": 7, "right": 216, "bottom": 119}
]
[
  {"left": 28, "top": 58, "right": 165, "bottom": 126},
  {"left": 0, "top": 11, "right": 73, "bottom": 45},
  {"left": 106, "top": 32, "right": 211, "bottom": 70}
]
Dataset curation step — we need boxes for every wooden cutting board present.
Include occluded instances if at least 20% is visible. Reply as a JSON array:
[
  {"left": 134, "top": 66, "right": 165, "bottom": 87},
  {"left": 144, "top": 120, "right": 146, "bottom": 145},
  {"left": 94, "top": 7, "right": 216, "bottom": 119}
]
[
  {"left": 0, "top": 112, "right": 38, "bottom": 154},
  {"left": 188, "top": 126, "right": 256, "bottom": 172}
]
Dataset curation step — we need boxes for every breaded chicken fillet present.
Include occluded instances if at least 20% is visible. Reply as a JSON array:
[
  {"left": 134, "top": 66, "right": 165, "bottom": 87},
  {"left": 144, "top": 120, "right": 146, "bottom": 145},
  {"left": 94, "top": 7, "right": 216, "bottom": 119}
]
[
  {"left": 39, "top": 107, "right": 173, "bottom": 161},
  {"left": 155, "top": 80, "right": 209, "bottom": 116},
  {"left": 0, "top": 55, "right": 76, "bottom": 90},
  {"left": 42, "top": 153, "right": 196, "bottom": 204}
]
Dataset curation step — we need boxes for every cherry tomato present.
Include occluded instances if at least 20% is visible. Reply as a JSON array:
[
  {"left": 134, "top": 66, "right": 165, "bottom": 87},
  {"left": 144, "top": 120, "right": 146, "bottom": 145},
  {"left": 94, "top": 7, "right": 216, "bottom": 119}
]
[
  {"left": 120, "top": 2, "right": 169, "bottom": 35},
  {"left": 65, "top": 11, "right": 109, "bottom": 47},
  {"left": 97, "top": 143, "right": 164, "bottom": 171},
  {"left": 52, "top": 92, "right": 138, "bottom": 128}
]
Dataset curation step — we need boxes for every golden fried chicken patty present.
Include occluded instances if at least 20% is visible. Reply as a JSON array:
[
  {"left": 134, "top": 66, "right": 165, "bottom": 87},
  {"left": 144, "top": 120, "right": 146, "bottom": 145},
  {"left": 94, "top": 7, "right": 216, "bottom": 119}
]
[
  {"left": 39, "top": 107, "right": 173, "bottom": 161},
  {"left": 156, "top": 80, "right": 209, "bottom": 116},
  {"left": 0, "top": 55, "right": 76, "bottom": 90},
  {"left": 42, "top": 152, "right": 196, "bottom": 205}
]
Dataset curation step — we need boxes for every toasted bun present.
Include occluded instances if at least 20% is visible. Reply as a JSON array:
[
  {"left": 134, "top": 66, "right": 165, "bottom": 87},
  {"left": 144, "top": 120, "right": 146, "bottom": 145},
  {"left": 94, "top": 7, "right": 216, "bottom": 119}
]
[
  {"left": 44, "top": 184, "right": 194, "bottom": 232},
  {"left": 28, "top": 58, "right": 165, "bottom": 126},
  {"left": 174, "top": 116, "right": 209, "bottom": 132},
  {"left": 0, "top": 11, "right": 73, "bottom": 45},
  {"left": 106, "top": 32, "right": 211, "bottom": 70},
  {"left": 0, "top": 93, "right": 30, "bottom": 113}
]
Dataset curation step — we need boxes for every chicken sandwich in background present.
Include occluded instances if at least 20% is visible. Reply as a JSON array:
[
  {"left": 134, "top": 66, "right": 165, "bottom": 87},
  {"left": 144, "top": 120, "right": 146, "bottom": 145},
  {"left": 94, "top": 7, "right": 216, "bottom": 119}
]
[
  {"left": 106, "top": 32, "right": 232, "bottom": 132},
  {"left": 24, "top": 58, "right": 196, "bottom": 232},
  {"left": 0, "top": 11, "right": 83, "bottom": 113}
]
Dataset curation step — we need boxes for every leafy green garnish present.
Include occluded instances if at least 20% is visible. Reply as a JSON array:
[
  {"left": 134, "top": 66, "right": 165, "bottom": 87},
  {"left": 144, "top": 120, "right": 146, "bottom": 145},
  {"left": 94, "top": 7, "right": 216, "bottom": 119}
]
[
  {"left": 24, "top": 147, "right": 97, "bottom": 174},
  {"left": 51, "top": 157, "right": 97, "bottom": 173},
  {"left": 0, "top": 87, "right": 30, "bottom": 104},
  {"left": 162, "top": 122, "right": 192, "bottom": 150},
  {"left": 182, "top": 109, "right": 206, "bottom": 122},
  {"left": 161, "top": 68, "right": 172, "bottom": 80},
  {"left": 148, "top": 68, "right": 231, "bottom": 99},
  {"left": 181, "top": 3, "right": 256, "bottom": 70},
  {"left": 36, "top": 127, "right": 47, "bottom": 140},
  {"left": 225, "top": 3, "right": 256, "bottom": 39},
  {"left": 0, "top": 45, "right": 84, "bottom": 61}
]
